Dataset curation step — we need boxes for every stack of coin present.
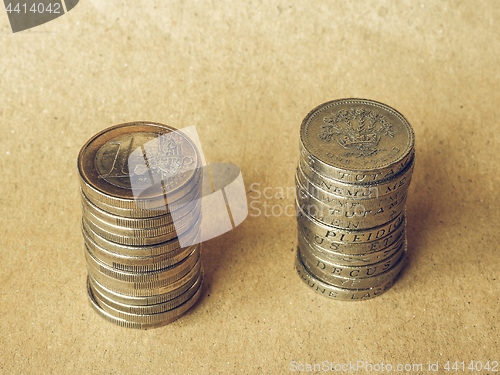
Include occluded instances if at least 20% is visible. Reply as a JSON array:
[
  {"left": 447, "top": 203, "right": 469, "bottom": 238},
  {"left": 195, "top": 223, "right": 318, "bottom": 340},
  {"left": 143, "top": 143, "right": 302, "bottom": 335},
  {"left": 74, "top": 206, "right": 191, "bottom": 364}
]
[
  {"left": 77, "top": 122, "right": 203, "bottom": 328},
  {"left": 295, "top": 99, "right": 415, "bottom": 301}
]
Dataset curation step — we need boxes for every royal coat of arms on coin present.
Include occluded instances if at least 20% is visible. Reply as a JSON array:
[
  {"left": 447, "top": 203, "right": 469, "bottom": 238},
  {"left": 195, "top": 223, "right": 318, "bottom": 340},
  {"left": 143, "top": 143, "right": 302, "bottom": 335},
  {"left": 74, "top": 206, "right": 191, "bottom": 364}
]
[{"left": 318, "top": 109, "right": 395, "bottom": 157}]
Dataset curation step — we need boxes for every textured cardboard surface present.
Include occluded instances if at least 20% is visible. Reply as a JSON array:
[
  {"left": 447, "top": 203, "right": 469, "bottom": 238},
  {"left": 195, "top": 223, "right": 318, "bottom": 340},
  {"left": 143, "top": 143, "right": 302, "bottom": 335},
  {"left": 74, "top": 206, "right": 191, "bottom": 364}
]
[{"left": 0, "top": 1, "right": 498, "bottom": 374}]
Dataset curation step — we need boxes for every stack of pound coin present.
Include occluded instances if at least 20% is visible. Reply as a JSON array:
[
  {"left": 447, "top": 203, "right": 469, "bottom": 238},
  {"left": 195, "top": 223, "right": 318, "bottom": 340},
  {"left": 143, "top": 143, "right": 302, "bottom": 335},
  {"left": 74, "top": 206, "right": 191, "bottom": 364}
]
[
  {"left": 77, "top": 122, "right": 203, "bottom": 329},
  {"left": 295, "top": 99, "right": 415, "bottom": 301}
]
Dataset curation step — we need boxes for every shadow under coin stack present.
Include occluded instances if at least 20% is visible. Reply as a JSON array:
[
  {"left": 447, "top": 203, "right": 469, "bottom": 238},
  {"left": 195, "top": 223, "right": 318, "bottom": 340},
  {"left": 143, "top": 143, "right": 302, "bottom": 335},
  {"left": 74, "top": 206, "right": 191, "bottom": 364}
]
[
  {"left": 77, "top": 122, "right": 203, "bottom": 328},
  {"left": 295, "top": 99, "right": 415, "bottom": 301}
]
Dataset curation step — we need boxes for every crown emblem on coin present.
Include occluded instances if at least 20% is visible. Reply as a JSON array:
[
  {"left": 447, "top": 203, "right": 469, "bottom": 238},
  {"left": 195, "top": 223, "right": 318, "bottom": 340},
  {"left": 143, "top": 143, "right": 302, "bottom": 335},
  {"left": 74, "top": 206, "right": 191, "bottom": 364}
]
[{"left": 318, "top": 108, "right": 395, "bottom": 157}]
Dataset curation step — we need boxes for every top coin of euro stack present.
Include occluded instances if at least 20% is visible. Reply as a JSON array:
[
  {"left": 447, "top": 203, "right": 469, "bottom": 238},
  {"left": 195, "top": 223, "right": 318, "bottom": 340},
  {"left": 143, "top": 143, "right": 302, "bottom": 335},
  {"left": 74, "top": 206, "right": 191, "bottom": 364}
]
[
  {"left": 77, "top": 122, "right": 203, "bottom": 329},
  {"left": 295, "top": 99, "right": 415, "bottom": 301}
]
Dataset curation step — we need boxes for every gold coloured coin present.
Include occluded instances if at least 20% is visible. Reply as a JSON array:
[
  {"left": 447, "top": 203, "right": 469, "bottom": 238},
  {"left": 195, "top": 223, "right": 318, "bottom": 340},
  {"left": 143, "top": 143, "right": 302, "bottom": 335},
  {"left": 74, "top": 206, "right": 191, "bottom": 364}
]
[
  {"left": 88, "top": 265, "right": 201, "bottom": 306},
  {"left": 298, "top": 243, "right": 406, "bottom": 289},
  {"left": 81, "top": 191, "right": 199, "bottom": 229},
  {"left": 87, "top": 274, "right": 202, "bottom": 329},
  {"left": 78, "top": 122, "right": 201, "bottom": 210},
  {"left": 87, "top": 258, "right": 202, "bottom": 298},
  {"left": 89, "top": 271, "right": 202, "bottom": 315},
  {"left": 300, "top": 99, "right": 415, "bottom": 184},
  {"left": 294, "top": 253, "right": 401, "bottom": 301},
  {"left": 298, "top": 230, "right": 405, "bottom": 267},
  {"left": 82, "top": 217, "right": 200, "bottom": 257},
  {"left": 297, "top": 153, "right": 414, "bottom": 200},
  {"left": 85, "top": 245, "right": 200, "bottom": 284}
]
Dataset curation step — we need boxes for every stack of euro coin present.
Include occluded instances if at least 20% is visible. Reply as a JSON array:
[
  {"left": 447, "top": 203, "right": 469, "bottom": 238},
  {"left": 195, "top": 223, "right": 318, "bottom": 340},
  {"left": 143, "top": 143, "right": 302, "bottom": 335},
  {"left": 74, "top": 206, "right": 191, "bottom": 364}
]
[
  {"left": 295, "top": 99, "right": 415, "bottom": 301},
  {"left": 77, "top": 122, "right": 203, "bottom": 328}
]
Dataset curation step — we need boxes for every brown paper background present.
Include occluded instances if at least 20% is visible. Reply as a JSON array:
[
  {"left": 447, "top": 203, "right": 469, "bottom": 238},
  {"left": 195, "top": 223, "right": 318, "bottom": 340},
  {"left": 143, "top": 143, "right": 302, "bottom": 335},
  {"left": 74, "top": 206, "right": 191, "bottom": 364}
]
[{"left": 0, "top": 1, "right": 498, "bottom": 374}]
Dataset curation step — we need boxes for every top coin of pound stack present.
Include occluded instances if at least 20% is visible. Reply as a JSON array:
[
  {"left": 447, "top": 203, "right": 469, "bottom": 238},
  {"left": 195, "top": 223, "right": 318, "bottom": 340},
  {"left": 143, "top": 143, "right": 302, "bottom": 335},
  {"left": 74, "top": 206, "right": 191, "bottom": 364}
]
[
  {"left": 295, "top": 99, "right": 415, "bottom": 301},
  {"left": 77, "top": 122, "right": 203, "bottom": 328}
]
